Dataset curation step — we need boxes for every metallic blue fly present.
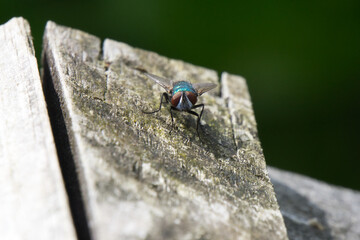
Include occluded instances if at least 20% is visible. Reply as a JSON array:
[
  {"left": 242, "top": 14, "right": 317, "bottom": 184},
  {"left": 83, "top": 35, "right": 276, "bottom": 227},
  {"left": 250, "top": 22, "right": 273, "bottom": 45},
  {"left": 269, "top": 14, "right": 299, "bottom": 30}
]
[{"left": 136, "top": 68, "right": 217, "bottom": 136}]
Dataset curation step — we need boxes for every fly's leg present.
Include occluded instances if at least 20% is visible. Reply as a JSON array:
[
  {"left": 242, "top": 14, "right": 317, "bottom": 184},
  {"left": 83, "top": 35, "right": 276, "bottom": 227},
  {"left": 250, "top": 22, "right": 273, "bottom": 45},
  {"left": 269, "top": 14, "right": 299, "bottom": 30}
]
[
  {"left": 191, "top": 104, "right": 205, "bottom": 132},
  {"left": 169, "top": 106, "right": 179, "bottom": 134},
  {"left": 142, "top": 92, "right": 170, "bottom": 114},
  {"left": 187, "top": 104, "right": 205, "bottom": 138}
]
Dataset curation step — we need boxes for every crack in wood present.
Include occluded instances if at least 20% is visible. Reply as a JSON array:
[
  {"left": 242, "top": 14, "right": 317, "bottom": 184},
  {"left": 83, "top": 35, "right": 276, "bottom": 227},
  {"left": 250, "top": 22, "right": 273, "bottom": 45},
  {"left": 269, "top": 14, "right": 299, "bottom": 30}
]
[{"left": 42, "top": 53, "right": 92, "bottom": 240}]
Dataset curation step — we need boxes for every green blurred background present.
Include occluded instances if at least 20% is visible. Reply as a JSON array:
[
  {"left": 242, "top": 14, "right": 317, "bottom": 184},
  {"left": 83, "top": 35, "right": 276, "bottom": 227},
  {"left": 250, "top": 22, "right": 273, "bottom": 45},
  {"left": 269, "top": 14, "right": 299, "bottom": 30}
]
[{"left": 1, "top": 0, "right": 359, "bottom": 190}]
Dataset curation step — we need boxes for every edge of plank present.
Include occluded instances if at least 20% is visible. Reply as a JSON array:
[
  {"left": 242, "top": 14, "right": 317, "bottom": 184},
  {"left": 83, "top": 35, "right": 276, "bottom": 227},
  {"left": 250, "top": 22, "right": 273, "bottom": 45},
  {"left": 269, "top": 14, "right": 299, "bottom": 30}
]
[{"left": 0, "top": 17, "right": 76, "bottom": 240}]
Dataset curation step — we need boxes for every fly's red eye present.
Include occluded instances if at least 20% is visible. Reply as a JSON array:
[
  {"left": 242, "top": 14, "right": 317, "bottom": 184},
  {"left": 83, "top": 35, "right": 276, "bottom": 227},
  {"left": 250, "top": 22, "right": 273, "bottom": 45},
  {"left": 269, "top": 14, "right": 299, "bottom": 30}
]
[
  {"left": 186, "top": 91, "right": 198, "bottom": 105},
  {"left": 171, "top": 92, "right": 182, "bottom": 106}
]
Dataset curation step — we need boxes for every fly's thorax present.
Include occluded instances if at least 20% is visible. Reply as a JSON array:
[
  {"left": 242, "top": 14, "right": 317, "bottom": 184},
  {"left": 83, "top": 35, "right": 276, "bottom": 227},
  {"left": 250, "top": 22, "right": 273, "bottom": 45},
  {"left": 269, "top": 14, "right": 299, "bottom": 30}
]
[
  {"left": 171, "top": 81, "right": 198, "bottom": 110},
  {"left": 172, "top": 81, "right": 197, "bottom": 95}
]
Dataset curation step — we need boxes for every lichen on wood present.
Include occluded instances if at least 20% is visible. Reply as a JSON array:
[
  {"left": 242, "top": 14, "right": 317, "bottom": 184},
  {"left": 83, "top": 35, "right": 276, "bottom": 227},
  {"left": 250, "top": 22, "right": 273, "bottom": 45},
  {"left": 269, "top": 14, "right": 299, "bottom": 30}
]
[{"left": 43, "top": 21, "right": 288, "bottom": 240}]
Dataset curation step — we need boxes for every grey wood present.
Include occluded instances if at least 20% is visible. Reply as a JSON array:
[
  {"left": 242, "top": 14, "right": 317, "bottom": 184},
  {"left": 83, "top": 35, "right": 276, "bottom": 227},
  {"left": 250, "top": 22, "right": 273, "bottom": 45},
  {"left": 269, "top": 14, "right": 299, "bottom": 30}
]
[
  {"left": 0, "top": 18, "right": 76, "bottom": 240},
  {"left": 43, "top": 20, "right": 288, "bottom": 240},
  {"left": 268, "top": 166, "right": 360, "bottom": 240}
]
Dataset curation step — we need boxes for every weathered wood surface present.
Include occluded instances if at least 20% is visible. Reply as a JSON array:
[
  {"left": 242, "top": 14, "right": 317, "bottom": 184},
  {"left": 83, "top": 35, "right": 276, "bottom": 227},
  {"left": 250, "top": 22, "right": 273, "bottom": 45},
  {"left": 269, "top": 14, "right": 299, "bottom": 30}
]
[
  {"left": 268, "top": 167, "right": 360, "bottom": 240},
  {"left": 42, "top": 21, "right": 288, "bottom": 240},
  {"left": 0, "top": 18, "right": 76, "bottom": 240}
]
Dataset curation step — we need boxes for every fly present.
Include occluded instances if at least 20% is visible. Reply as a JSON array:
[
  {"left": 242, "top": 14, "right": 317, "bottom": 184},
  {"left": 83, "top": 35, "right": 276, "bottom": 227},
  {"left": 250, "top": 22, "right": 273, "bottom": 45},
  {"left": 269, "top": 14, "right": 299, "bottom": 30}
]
[{"left": 135, "top": 68, "right": 217, "bottom": 137}]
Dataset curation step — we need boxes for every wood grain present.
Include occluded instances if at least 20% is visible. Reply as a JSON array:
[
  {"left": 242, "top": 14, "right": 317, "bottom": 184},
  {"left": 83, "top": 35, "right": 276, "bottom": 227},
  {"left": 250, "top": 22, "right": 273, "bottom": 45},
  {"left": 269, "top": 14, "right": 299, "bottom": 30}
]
[{"left": 0, "top": 18, "right": 76, "bottom": 240}]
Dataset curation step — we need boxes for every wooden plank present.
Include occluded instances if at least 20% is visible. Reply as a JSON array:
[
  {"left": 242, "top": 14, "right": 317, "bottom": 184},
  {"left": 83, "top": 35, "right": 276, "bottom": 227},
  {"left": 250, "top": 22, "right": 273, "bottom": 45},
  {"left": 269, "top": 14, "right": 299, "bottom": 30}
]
[
  {"left": 0, "top": 18, "right": 76, "bottom": 240},
  {"left": 268, "top": 166, "right": 360, "bottom": 240},
  {"left": 43, "top": 21, "right": 288, "bottom": 240}
]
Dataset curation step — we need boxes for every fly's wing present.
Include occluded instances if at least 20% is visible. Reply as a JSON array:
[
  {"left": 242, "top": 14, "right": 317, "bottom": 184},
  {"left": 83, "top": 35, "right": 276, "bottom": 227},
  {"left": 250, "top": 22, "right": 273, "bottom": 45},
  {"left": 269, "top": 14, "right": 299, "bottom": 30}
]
[
  {"left": 135, "top": 68, "right": 172, "bottom": 92},
  {"left": 192, "top": 82, "right": 217, "bottom": 96}
]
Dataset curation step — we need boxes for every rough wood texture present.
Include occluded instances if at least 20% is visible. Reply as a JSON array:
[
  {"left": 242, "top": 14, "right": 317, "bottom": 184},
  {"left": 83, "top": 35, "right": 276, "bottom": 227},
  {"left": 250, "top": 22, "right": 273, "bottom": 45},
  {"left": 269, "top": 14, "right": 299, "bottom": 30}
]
[
  {"left": 42, "top": 21, "right": 288, "bottom": 240},
  {"left": 0, "top": 18, "right": 76, "bottom": 240},
  {"left": 268, "top": 167, "right": 360, "bottom": 240}
]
